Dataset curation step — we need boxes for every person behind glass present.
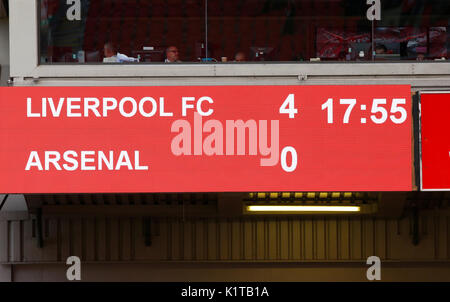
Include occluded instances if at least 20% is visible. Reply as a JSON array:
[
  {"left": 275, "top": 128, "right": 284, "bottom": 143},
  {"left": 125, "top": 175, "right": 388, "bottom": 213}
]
[
  {"left": 234, "top": 51, "right": 246, "bottom": 62},
  {"left": 337, "top": 50, "right": 347, "bottom": 61},
  {"left": 103, "top": 42, "right": 138, "bottom": 63},
  {"left": 165, "top": 46, "right": 181, "bottom": 63},
  {"left": 375, "top": 44, "right": 387, "bottom": 55},
  {"left": 416, "top": 53, "right": 426, "bottom": 61}
]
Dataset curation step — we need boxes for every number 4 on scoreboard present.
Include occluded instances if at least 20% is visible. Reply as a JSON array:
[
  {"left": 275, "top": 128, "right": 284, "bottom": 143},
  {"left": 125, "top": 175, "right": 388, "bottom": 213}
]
[{"left": 279, "top": 94, "right": 298, "bottom": 118}]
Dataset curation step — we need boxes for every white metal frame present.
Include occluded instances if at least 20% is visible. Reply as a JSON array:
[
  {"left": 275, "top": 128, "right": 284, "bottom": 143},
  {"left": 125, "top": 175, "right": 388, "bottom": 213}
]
[
  {"left": 419, "top": 91, "right": 450, "bottom": 191},
  {"left": 9, "top": 0, "right": 450, "bottom": 86}
]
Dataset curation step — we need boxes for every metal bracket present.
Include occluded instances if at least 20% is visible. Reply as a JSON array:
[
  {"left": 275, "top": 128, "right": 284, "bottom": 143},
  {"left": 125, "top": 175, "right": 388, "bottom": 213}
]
[
  {"left": 0, "top": 194, "right": 8, "bottom": 211},
  {"left": 36, "top": 208, "right": 44, "bottom": 248},
  {"left": 143, "top": 217, "right": 152, "bottom": 247},
  {"left": 411, "top": 204, "right": 420, "bottom": 246},
  {"left": 298, "top": 74, "right": 308, "bottom": 81}
]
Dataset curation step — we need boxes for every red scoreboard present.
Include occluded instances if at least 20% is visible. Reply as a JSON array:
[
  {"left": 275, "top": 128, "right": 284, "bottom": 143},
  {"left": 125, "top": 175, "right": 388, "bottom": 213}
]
[{"left": 0, "top": 85, "right": 412, "bottom": 193}]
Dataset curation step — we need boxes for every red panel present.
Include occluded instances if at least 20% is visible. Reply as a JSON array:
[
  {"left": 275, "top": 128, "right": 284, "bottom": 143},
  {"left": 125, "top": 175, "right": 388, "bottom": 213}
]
[
  {"left": 0, "top": 85, "right": 412, "bottom": 193},
  {"left": 420, "top": 92, "right": 450, "bottom": 190}
]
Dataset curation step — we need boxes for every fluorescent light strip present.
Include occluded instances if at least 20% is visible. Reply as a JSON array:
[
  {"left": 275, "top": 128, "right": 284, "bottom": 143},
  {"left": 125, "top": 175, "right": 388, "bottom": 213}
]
[{"left": 246, "top": 205, "right": 361, "bottom": 213}]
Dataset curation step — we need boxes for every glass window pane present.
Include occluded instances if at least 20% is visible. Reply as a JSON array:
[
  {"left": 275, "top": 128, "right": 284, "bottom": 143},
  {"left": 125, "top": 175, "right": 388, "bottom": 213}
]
[
  {"left": 373, "top": 1, "right": 449, "bottom": 61},
  {"left": 39, "top": 0, "right": 450, "bottom": 64},
  {"left": 40, "top": 0, "right": 205, "bottom": 63}
]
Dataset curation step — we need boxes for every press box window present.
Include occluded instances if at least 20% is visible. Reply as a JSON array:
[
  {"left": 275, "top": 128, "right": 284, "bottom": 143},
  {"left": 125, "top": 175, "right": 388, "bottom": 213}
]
[{"left": 39, "top": 0, "right": 450, "bottom": 64}]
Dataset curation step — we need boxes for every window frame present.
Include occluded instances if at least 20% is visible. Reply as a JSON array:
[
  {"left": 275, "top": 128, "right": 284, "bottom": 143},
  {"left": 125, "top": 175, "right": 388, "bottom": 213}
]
[{"left": 9, "top": 0, "right": 450, "bottom": 80}]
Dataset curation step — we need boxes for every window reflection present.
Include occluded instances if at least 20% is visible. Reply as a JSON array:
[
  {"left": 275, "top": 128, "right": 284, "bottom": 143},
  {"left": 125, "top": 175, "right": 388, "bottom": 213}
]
[{"left": 39, "top": 0, "right": 450, "bottom": 64}]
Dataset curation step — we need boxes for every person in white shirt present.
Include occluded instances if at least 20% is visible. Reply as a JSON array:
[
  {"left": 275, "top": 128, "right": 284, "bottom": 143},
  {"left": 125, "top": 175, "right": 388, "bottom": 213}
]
[
  {"left": 164, "top": 46, "right": 181, "bottom": 63},
  {"left": 103, "top": 42, "right": 138, "bottom": 63}
]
